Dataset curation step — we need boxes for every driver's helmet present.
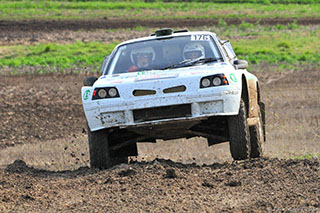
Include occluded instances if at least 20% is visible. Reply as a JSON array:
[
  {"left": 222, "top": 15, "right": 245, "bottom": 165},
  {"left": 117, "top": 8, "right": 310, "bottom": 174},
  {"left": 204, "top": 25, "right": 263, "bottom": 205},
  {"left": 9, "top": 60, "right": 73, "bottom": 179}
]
[
  {"left": 130, "top": 47, "right": 155, "bottom": 68},
  {"left": 183, "top": 42, "right": 205, "bottom": 60}
]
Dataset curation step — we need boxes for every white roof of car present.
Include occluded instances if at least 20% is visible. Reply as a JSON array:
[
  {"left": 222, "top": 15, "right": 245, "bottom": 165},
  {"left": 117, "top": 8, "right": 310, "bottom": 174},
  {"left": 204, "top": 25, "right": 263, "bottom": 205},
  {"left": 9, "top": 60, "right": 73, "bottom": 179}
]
[{"left": 117, "top": 30, "right": 217, "bottom": 47}]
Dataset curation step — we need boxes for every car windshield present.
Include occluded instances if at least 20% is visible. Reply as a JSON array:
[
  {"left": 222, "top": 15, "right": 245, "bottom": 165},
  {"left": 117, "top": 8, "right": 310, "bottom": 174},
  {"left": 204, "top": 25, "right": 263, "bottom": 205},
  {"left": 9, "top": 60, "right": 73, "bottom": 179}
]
[{"left": 105, "top": 34, "right": 223, "bottom": 75}]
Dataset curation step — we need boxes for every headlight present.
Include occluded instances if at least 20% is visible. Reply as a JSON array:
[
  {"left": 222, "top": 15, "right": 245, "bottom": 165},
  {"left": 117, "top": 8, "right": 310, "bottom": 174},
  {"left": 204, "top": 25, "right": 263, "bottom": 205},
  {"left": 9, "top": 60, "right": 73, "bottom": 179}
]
[
  {"left": 201, "top": 78, "right": 211, "bottom": 87},
  {"left": 98, "top": 89, "right": 107, "bottom": 98},
  {"left": 212, "top": 77, "right": 222, "bottom": 86},
  {"left": 108, "top": 88, "right": 118, "bottom": 97},
  {"left": 200, "top": 74, "right": 229, "bottom": 89},
  {"left": 92, "top": 87, "right": 120, "bottom": 100}
]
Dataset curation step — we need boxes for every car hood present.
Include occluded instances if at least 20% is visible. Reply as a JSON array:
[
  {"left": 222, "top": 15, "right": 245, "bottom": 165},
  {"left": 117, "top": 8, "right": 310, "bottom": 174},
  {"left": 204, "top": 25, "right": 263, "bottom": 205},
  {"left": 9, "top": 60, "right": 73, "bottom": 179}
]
[{"left": 94, "top": 62, "right": 235, "bottom": 87}]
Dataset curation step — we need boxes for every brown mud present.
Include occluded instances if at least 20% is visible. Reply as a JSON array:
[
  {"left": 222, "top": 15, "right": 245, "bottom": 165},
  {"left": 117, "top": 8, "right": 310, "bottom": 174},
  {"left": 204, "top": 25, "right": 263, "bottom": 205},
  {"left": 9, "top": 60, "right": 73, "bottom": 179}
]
[
  {"left": 0, "top": 19, "right": 319, "bottom": 211},
  {"left": 1, "top": 17, "right": 320, "bottom": 33},
  {"left": 0, "top": 158, "right": 319, "bottom": 212},
  {"left": 0, "top": 67, "right": 319, "bottom": 212}
]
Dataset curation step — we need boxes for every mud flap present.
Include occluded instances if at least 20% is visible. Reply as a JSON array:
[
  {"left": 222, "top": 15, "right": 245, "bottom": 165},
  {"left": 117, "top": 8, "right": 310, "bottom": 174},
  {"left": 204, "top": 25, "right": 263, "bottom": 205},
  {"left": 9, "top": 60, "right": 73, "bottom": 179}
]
[{"left": 259, "top": 101, "right": 266, "bottom": 142}]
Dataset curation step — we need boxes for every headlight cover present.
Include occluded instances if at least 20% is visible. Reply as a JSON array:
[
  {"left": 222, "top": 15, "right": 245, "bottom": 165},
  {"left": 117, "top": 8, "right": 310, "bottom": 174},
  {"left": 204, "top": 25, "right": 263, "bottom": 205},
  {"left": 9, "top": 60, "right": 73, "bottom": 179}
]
[
  {"left": 201, "top": 78, "right": 211, "bottom": 88},
  {"left": 200, "top": 74, "right": 229, "bottom": 88},
  {"left": 92, "top": 87, "right": 120, "bottom": 100}
]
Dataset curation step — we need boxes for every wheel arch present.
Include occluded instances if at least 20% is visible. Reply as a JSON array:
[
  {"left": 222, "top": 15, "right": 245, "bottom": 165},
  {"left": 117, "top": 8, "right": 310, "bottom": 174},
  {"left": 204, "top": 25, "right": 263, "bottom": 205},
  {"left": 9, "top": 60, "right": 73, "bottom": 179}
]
[
  {"left": 256, "top": 81, "right": 261, "bottom": 103},
  {"left": 241, "top": 74, "right": 250, "bottom": 116}
]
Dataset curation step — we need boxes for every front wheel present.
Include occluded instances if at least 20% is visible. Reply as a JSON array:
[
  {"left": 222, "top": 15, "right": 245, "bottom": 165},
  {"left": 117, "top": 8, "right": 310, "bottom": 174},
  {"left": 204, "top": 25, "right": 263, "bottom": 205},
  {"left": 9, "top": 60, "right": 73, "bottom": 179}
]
[
  {"left": 88, "top": 129, "right": 112, "bottom": 169},
  {"left": 228, "top": 99, "right": 251, "bottom": 160}
]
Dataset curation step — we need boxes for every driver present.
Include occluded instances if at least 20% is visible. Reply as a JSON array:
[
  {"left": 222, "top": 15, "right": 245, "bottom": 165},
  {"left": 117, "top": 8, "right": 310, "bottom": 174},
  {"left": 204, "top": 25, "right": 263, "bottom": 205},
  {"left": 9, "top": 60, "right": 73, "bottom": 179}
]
[
  {"left": 183, "top": 42, "right": 205, "bottom": 61},
  {"left": 129, "top": 47, "right": 155, "bottom": 72}
]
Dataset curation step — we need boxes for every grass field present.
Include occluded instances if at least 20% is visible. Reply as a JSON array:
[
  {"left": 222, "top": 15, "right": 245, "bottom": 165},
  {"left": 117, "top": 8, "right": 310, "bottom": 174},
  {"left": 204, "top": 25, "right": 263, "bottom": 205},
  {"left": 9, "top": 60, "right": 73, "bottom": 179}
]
[
  {"left": 0, "top": 1, "right": 319, "bottom": 20},
  {"left": 0, "top": 42, "right": 116, "bottom": 74},
  {"left": 0, "top": 0, "right": 319, "bottom": 74},
  {"left": 1, "top": 24, "right": 319, "bottom": 74}
]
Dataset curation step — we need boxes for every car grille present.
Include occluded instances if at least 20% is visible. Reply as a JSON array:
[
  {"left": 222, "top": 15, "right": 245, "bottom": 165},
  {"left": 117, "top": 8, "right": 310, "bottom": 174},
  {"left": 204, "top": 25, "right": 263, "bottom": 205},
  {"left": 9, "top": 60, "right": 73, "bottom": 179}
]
[
  {"left": 163, "top": 85, "right": 186, "bottom": 93},
  {"left": 133, "top": 104, "right": 192, "bottom": 123},
  {"left": 133, "top": 89, "right": 156, "bottom": 96}
]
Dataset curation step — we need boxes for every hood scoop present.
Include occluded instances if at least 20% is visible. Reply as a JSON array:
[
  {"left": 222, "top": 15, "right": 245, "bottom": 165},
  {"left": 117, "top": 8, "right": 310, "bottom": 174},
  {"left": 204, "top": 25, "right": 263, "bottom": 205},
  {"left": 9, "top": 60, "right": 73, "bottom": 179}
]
[{"left": 163, "top": 85, "right": 186, "bottom": 94}]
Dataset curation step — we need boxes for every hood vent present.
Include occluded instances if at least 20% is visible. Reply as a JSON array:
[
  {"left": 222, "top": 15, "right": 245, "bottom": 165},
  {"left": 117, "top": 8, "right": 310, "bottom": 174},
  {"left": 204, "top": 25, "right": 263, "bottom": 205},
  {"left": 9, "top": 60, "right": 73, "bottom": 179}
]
[
  {"left": 133, "top": 89, "right": 156, "bottom": 96},
  {"left": 163, "top": 85, "right": 186, "bottom": 94}
]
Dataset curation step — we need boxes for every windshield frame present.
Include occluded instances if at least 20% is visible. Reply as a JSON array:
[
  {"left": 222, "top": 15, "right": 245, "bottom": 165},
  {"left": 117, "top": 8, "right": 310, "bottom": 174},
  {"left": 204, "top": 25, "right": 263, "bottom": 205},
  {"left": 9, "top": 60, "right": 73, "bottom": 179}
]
[{"left": 103, "top": 33, "right": 225, "bottom": 75}]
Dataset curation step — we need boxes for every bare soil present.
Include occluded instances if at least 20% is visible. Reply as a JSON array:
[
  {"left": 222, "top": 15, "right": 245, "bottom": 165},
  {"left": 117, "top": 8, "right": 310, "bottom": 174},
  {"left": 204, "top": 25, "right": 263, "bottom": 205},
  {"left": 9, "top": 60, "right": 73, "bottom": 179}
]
[
  {"left": 1, "top": 17, "right": 320, "bottom": 33},
  {"left": 0, "top": 20, "right": 319, "bottom": 211},
  {"left": 1, "top": 158, "right": 319, "bottom": 212},
  {"left": 0, "top": 67, "right": 319, "bottom": 212}
]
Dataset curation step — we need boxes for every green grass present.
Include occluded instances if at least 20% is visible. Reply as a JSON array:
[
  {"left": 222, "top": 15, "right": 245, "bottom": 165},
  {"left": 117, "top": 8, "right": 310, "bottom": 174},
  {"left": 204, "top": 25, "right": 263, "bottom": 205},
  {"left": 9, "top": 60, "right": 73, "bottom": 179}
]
[
  {"left": 1, "top": 0, "right": 318, "bottom": 4},
  {"left": 200, "top": 23, "right": 320, "bottom": 70},
  {"left": 0, "top": 24, "right": 319, "bottom": 74},
  {"left": 0, "top": 1, "right": 319, "bottom": 21},
  {"left": 229, "top": 27, "right": 320, "bottom": 68},
  {"left": 0, "top": 42, "right": 117, "bottom": 74},
  {"left": 294, "top": 153, "right": 320, "bottom": 159}
]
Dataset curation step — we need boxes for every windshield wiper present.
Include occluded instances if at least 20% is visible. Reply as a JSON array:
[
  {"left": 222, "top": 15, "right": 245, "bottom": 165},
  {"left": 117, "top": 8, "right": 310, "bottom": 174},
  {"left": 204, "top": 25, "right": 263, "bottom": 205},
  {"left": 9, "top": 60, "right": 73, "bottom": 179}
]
[
  {"left": 161, "top": 59, "right": 194, "bottom": 70},
  {"left": 193, "top": 57, "right": 223, "bottom": 65},
  {"left": 162, "top": 57, "right": 223, "bottom": 70}
]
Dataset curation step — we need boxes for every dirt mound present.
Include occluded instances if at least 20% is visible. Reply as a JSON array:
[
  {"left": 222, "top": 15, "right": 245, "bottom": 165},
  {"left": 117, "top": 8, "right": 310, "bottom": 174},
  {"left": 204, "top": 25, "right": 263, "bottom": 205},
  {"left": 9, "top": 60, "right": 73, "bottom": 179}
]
[
  {"left": 1, "top": 158, "right": 319, "bottom": 212},
  {"left": 1, "top": 17, "right": 319, "bottom": 33}
]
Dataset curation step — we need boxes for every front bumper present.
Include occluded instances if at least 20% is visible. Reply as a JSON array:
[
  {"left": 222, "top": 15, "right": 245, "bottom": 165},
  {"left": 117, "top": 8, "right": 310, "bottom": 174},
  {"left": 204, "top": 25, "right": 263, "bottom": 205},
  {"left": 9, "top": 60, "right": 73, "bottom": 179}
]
[{"left": 83, "top": 85, "right": 241, "bottom": 132}]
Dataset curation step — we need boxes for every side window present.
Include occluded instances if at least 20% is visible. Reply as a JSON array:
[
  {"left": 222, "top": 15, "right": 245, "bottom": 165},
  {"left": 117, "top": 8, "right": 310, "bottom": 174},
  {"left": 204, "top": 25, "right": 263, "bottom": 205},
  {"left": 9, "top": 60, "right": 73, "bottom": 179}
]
[
  {"left": 100, "top": 55, "right": 110, "bottom": 73},
  {"left": 219, "top": 39, "right": 236, "bottom": 61},
  {"left": 224, "top": 42, "right": 236, "bottom": 59}
]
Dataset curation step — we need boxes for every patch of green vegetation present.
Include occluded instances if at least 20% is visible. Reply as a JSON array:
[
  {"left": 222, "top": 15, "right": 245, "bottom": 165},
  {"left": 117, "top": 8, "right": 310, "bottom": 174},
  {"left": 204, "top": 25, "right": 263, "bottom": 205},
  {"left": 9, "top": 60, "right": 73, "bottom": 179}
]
[
  {"left": 2, "top": 0, "right": 318, "bottom": 4},
  {"left": 0, "top": 1, "right": 319, "bottom": 21},
  {"left": 202, "top": 23, "right": 320, "bottom": 70},
  {"left": 294, "top": 153, "right": 320, "bottom": 160},
  {"left": 1, "top": 25, "right": 319, "bottom": 74},
  {"left": 233, "top": 29, "right": 320, "bottom": 68},
  {"left": 0, "top": 42, "right": 117, "bottom": 73}
]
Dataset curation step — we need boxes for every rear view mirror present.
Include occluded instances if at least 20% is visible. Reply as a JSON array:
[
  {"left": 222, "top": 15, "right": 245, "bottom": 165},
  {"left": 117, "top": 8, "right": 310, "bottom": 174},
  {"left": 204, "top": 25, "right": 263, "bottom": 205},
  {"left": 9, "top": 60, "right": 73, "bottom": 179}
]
[
  {"left": 83, "top": 76, "right": 98, "bottom": 86},
  {"left": 234, "top": 60, "right": 248, "bottom": 70}
]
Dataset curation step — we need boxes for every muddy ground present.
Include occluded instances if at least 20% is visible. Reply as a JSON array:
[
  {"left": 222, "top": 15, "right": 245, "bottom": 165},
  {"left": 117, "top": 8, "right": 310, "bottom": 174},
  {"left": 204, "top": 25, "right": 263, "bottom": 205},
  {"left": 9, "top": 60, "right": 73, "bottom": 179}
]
[
  {"left": 1, "top": 18, "right": 320, "bottom": 46},
  {"left": 1, "top": 158, "right": 319, "bottom": 212},
  {"left": 0, "top": 21, "right": 319, "bottom": 211},
  {"left": 0, "top": 65, "right": 319, "bottom": 213},
  {"left": 1, "top": 17, "right": 320, "bottom": 33}
]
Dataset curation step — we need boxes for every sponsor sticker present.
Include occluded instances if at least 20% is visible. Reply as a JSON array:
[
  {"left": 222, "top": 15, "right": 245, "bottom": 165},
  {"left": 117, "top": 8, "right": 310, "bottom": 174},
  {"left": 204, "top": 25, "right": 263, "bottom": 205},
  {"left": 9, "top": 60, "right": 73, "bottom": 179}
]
[
  {"left": 135, "top": 73, "right": 178, "bottom": 82},
  {"left": 83, "top": 89, "right": 91, "bottom": 100},
  {"left": 191, "top": 35, "right": 210, "bottom": 41},
  {"left": 229, "top": 73, "right": 238, "bottom": 82},
  {"left": 110, "top": 80, "right": 123, "bottom": 84}
]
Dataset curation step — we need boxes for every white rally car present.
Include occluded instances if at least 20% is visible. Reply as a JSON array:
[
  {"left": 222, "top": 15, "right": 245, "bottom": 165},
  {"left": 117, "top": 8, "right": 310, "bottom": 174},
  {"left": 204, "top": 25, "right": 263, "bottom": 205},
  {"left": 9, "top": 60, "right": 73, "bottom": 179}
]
[{"left": 82, "top": 29, "right": 266, "bottom": 169}]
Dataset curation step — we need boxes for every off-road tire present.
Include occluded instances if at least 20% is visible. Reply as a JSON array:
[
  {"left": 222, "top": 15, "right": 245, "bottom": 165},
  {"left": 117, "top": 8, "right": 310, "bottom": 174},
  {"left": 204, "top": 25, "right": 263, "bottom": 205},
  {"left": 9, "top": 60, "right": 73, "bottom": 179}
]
[
  {"left": 88, "top": 129, "right": 112, "bottom": 169},
  {"left": 228, "top": 99, "right": 251, "bottom": 160},
  {"left": 249, "top": 104, "right": 265, "bottom": 158}
]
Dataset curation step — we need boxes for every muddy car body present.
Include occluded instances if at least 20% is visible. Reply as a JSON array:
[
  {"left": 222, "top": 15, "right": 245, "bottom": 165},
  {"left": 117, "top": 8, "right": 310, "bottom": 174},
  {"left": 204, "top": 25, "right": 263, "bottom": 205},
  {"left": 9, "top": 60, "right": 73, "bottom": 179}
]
[{"left": 82, "top": 29, "right": 266, "bottom": 169}]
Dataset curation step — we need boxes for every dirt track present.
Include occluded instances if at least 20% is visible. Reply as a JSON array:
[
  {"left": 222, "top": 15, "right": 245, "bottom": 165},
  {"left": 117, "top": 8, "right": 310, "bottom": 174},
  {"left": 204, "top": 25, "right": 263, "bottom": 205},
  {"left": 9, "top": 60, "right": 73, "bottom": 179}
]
[
  {"left": 0, "top": 19, "right": 320, "bottom": 211},
  {"left": 0, "top": 68, "right": 319, "bottom": 212},
  {"left": 1, "top": 158, "right": 319, "bottom": 212},
  {"left": 1, "top": 17, "right": 320, "bottom": 33}
]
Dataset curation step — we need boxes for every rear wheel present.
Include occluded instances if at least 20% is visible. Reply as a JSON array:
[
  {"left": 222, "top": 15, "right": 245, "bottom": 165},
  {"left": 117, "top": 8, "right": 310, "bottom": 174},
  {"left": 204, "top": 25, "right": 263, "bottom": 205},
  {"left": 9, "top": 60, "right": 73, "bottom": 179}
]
[
  {"left": 249, "top": 103, "right": 265, "bottom": 158},
  {"left": 228, "top": 99, "right": 251, "bottom": 160},
  {"left": 88, "top": 128, "right": 128, "bottom": 169}
]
